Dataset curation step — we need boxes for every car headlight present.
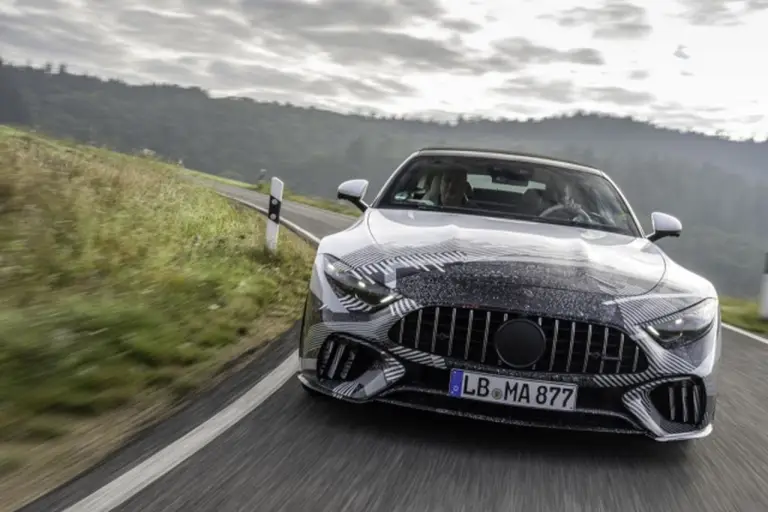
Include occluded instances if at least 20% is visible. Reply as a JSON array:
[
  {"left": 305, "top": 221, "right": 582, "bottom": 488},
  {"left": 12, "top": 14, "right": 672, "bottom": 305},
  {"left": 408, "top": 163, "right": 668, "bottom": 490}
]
[
  {"left": 322, "top": 254, "right": 399, "bottom": 311},
  {"left": 644, "top": 298, "right": 718, "bottom": 346}
]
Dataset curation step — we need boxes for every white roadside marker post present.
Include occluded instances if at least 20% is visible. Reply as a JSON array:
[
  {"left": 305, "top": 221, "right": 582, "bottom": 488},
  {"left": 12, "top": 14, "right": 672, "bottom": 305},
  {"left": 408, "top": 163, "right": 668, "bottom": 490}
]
[
  {"left": 760, "top": 252, "right": 768, "bottom": 320},
  {"left": 265, "top": 177, "right": 283, "bottom": 254}
]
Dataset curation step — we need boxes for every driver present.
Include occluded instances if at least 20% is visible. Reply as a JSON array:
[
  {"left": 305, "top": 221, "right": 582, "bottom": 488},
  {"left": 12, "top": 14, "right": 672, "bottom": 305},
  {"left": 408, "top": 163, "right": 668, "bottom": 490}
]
[{"left": 440, "top": 166, "right": 469, "bottom": 207}]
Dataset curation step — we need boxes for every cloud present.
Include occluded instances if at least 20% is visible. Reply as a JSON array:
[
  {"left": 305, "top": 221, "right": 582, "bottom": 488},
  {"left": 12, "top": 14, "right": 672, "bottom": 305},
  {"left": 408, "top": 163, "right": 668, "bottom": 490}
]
[
  {"left": 544, "top": 0, "right": 652, "bottom": 39},
  {"left": 288, "top": 29, "right": 468, "bottom": 69},
  {"left": 493, "top": 38, "right": 604, "bottom": 66},
  {"left": 584, "top": 86, "right": 653, "bottom": 105},
  {"left": 115, "top": 8, "right": 252, "bottom": 55},
  {"left": 233, "top": 1, "right": 589, "bottom": 74},
  {"left": 677, "top": 0, "right": 768, "bottom": 26},
  {"left": 494, "top": 77, "right": 652, "bottom": 107},
  {"left": 0, "top": 0, "right": 766, "bottom": 137},
  {"left": 674, "top": 45, "right": 689, "bottom": 60},
  {"left": 440, "top": 18, "right": 481, "bottom": 33},
  {"left": 204, "top": 60, "right": 417, "bottom": 100},
  {"left": 237, "top": 0, "right": 443, "bottom": 31},
  {"left": 0, "top": 11, "right": 127, "bottom": 67},
  {"left": 9, "top": 0, "right": 63, "bottom": 10},
  {"left": 494, "top": 77, "right": 577, "bottom": 104}
]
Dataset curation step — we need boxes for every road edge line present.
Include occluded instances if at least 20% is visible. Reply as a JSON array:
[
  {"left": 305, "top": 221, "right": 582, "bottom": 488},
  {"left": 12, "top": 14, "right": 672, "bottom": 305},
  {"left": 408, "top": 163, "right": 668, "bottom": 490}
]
[
  {"left": 722, "top": 322, "right": 768, "bottom": 345},
  {"left": 62, "top": 352, "right": 299, "bottom": 512}
]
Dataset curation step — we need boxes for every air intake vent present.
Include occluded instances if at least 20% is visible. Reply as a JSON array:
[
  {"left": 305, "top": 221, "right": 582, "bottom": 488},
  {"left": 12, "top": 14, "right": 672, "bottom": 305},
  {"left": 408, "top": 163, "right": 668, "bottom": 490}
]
[
  {"left": 317, "top": 335, "right": 375, "bottom": 382},
  {"left": 649, "top": 379, "right": 705, "bottom": 426}
]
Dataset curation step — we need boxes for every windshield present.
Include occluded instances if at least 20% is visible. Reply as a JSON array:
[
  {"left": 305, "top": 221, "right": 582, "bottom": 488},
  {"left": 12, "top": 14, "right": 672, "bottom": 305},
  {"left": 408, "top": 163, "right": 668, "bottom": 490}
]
[{"left": 376, "top": 155, "right": 640, "bottom": 236}]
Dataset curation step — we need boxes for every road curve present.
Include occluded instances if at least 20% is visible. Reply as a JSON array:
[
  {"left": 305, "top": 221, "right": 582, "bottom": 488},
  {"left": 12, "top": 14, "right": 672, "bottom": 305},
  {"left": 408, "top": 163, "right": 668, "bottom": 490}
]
[{"left": 22, "top": 182, "right": 768, "bottom": 512}]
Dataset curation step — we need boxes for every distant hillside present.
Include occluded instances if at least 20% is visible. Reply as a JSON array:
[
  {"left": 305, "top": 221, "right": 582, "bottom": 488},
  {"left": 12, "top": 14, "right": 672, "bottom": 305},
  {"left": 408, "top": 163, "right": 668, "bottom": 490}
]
[{"left": 1, "top": 60, "right": 765, "bottom": 299}]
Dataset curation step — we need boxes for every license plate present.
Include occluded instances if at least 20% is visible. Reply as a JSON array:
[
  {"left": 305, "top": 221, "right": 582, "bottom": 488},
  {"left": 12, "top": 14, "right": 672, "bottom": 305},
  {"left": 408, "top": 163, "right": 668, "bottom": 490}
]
[{"left": 448, "top": 369, "right": 578, "bottom": 411}]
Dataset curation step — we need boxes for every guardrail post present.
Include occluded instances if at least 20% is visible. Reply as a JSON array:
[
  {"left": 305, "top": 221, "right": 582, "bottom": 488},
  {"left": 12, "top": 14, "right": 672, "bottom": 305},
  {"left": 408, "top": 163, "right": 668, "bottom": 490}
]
[
  {"left": 265, "top": 177, "right": 283, "bottom": 254},
  {"left": 761, "top": 252, "right": 768, "bottom": 320}
]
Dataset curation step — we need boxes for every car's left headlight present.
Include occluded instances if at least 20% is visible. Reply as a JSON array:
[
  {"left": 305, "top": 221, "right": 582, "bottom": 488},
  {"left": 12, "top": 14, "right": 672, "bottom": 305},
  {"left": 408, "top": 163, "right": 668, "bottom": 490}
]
[
  {"left": 321, "top": 254, "right": 399, "bottom": 311},
  {"left": 643, "top": 298, "right": 718, "bottom": 346}
]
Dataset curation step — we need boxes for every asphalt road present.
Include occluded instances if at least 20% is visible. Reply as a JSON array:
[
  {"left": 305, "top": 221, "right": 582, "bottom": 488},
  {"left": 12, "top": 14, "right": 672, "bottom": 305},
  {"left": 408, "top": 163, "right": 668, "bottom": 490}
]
[{"left": 22, "top": 183, "right": 768, "bottom": 512}]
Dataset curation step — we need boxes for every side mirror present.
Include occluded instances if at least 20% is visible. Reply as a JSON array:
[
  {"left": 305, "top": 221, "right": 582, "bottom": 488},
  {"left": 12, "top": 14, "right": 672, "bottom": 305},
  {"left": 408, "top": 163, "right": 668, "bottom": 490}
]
[
  {"left": 647, "top": 212, "right": 682, "bottom": 242},
  {"left": 337, "top": 179, "right": 369, "bottom": 212}
]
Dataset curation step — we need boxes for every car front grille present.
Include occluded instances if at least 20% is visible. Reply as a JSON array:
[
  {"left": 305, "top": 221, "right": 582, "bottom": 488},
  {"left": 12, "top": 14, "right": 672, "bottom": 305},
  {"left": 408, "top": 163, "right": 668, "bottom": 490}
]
[{"left": 388, "top": 306, "right": 648, "bottom": 375}]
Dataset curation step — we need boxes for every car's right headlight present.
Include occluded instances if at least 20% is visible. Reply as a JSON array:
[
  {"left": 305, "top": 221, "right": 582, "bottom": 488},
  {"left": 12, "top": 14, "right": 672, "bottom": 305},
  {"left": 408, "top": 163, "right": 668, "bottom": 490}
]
[
  {"left": 321, "top": 254, "right": 399, "bottom": 311},
  {"left": 643, "top": 298, "right": 718, "bottom": 347}
]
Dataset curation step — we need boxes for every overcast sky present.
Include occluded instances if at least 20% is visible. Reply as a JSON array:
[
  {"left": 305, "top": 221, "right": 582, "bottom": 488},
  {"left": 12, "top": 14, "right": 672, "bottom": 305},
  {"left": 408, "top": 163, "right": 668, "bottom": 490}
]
[{"left": 1, "top": 0, "right": 766, "bottom": 139}]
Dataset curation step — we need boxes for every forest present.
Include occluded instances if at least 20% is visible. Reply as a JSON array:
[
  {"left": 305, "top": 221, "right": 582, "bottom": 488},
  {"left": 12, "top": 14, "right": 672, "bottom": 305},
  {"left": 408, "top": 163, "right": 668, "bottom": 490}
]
[{"left": 0, "top": 59, "right": 765, "bottom": 299}]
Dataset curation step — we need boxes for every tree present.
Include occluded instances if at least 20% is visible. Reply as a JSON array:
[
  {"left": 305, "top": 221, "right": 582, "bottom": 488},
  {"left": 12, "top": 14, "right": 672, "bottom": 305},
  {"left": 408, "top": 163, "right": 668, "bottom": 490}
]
[{"left": 0, "top": 66, "right": 31, "bottom": 125}]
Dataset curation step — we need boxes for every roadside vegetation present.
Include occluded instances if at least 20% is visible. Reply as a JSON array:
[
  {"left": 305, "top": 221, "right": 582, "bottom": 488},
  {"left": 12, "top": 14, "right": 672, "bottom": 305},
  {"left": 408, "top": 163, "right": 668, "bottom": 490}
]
[
  {"left": 0, "top": 126, "right": 314, "bottom": 510},
  {"left": 720, "top": 297, "right": 767, "bottom": 335},
  {"left": 184, "top": 168, "right": 263, "bottom": 191},
  {"left": 186, "top": 172, "right": 359, "bottom": 217}
]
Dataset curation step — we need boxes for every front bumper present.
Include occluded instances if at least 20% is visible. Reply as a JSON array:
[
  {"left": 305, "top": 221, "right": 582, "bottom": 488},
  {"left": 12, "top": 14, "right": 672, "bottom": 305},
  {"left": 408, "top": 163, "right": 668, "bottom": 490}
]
[{"left": 298, "top": 293, "right": 719, "bottom": 442}]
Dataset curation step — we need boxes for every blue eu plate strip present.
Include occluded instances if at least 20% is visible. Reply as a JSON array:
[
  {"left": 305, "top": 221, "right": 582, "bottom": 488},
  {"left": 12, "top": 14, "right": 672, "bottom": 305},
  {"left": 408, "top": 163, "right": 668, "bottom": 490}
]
[{"left": 448, "top": 369, "right": 464, "bottom": 397}]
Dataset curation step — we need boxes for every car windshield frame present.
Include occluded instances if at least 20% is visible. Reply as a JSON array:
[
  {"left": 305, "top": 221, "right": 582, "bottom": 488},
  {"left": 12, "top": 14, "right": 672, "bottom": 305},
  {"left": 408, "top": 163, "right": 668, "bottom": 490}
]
[{"left": 370, "top": 153, "right": 644, "bottom": 238}]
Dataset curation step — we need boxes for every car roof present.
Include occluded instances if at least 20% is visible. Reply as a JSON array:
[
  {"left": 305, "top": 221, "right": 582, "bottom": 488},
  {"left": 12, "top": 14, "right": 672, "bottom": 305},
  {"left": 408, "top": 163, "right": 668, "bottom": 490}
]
[{"left": 415, "top": 147, "right": 604, "bottom": 176}]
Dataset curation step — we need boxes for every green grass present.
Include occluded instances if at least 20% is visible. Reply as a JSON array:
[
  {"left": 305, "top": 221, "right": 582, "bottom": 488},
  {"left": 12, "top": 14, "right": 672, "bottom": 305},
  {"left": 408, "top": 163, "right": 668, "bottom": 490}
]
[
  {"left": 720, "top": 297, "right": 767, "bottom": 335},
  {"left": 183, "top": 168, "right": 264, "bottom": 191},
  {"left": 0, "top": 126, "right": 315, "bottom": 508}
]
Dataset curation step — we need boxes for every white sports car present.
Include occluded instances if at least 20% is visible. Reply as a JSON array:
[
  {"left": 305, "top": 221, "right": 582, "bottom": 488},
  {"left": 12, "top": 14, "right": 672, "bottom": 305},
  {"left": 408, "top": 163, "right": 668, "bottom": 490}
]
[{"left": 297, "top": 147, "right": 721, "bottom": 442}]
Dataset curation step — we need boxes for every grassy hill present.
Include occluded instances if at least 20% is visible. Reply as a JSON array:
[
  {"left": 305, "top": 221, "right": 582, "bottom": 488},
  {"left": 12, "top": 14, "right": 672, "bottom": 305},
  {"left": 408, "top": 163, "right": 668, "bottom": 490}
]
[{"left": 0, "top": 126, "right": 314, "bottom": 510}]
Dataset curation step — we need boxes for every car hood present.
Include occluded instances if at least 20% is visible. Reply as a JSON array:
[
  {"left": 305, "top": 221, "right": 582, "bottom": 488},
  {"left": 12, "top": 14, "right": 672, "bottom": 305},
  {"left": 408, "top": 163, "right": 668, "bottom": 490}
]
[
  {"left": 320, "top": 208, "right": 715, "bottom": 327},
  {"left": 351, "top": 208, "right": 666, "bottom": 297}
]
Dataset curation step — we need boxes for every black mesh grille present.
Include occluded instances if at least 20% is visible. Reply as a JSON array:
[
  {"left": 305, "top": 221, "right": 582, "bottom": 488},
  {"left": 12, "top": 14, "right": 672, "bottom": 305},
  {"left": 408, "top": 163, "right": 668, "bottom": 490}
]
[{"left": 388, "top": 306, "right": 648, "bottom": 374}]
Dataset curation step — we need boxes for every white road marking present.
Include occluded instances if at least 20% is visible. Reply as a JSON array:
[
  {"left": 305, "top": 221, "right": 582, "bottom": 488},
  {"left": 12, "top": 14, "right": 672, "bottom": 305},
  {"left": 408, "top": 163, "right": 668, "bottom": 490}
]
[
  {"left": 64, "top": 192, "right": 768, "bottom": 511},
  {"left": 63, "top": 352, "right": 299, "bottom": 512}
]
